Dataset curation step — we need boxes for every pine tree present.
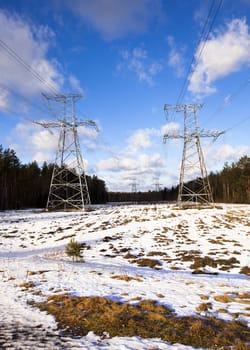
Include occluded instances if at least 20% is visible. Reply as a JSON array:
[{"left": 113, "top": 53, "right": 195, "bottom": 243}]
[{"left": 65, "top": 239, "right": 82, "bottom": 262}]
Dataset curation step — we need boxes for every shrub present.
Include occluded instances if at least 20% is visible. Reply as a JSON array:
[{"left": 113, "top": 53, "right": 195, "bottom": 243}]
[{"left": 65, "top": 239, "right": 82, "bottom": 262}]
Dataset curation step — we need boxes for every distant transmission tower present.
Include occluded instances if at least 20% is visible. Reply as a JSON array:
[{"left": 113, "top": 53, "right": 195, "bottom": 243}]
[
  {"left": 163, "top": 104, "right": 224, "bottom": 206},
  {"left": 34, "top": 93, "right": 98, "bottom": 211},
  {"left": 130, "top": 179, "right": 137, "bottom": 193},
  {"left": 153, "top": 178, "right": 162, "bottom": 192}
]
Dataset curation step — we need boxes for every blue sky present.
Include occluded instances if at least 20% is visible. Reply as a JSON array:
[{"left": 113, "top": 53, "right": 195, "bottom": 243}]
[{"left": 0, "top": 0, "right": 250, "bottom": 191}]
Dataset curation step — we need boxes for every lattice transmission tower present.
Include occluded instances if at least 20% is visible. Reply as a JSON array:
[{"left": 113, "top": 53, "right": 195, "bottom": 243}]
[
  {"left": 34, "top": 93, "right": 98, "bottom": 211},
  {"left": 130, "top": 179, "right": 138, "bottom": 193},
  {"left": 153, "top": 178, "right": 162, "bottom": 192},
  {"left": 163, "top": 104, "right": 224, "bottom": 206}
]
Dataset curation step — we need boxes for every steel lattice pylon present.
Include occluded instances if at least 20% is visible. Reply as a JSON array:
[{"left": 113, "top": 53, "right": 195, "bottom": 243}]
[
  {"left": 163, "top": 104, "right": 224, "bottom": 206},
  {"left": 34, "top": 93, "right": 98, "bottom": 211}
]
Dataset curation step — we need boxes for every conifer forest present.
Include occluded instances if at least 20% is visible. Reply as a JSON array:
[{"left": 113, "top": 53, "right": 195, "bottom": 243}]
[{"left": 0, "top": 144, "right": 250, "bottom": 210}]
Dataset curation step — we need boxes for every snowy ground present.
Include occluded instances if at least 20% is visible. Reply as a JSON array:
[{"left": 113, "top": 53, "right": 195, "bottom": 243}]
[{"left": 0, "top": 203, "right": 249, "bottom": 349}]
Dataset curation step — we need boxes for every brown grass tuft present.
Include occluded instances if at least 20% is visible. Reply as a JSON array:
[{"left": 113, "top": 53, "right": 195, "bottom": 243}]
[
  {"left": 18, "top": 281, "right": 36, "bottom": 290},
  {"left": 111, "top": 274, "right": 143, "bottom": 282},
  {"left": 132, "top": 258, "right": 162, "bottom": 268},
  {"left": 240, "top": 266, "right": 250, "bottom": 276},
  {"left": 214, "top": 294, "right": 234, "bottom": 303},
  {"left": 35, "top": 295, "right": 250, "bottom": 348}
]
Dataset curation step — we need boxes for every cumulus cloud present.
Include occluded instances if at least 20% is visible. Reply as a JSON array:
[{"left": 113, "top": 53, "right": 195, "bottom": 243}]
[
  {"left": 98, "top": 152, "right": 164, "bottom": 175},
  {"left": 8, "top": 122, "right": 58, "bottom": 162},
  {"left": 68, "top": 75, "right": 84, "bottom": 95},
  {"left": 31, "top": 128, "right": 58, "bottom": 153},
  {"left": 78, "top": 125, "right": 99, "bottom": 151},
  {"left": 8, "top": 119, "right": 99, "bottom": 164},
  {"left": 0, "top": 10, "right": 62, "bottom": 111},
  {"left": 210, "top": 144, "right": 249, "bottom": 163},
  {"left": 0, "top": 86, "right": 9, "bottom": 110},
  {"left": 127, "top": 128, "right": 155, "bottom": 152},
  {"left": 67, "top": 0, "right": 162, "bottom": 40},
  {"left": 188, "top": 18, "right": 250, "bottom": 96},
  {"left": 118, "top": 47, "right": 162, "bottom": 85},
  {"left": 97, "top": 124, "right": 168, "bottom": 190},
  {"left": 98, "top": 156, "right": 137, "bottom": 172},
  {"left": 167, "top": 36, "right": 185, "bottom": 77},
  {"left": 161, "top": 122, "right": 181, "bottom": 137}
]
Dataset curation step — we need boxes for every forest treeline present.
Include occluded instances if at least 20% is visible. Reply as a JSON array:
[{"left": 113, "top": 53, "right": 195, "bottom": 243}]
[
  {"left": 0, "top": 145, "right": 250, "bottom": 209},
  {"left": 0, "top": 145, "right": 108, "bottom": 210},
  {"left": 109, "top": 156, "right": 250, "bottom": 204}
]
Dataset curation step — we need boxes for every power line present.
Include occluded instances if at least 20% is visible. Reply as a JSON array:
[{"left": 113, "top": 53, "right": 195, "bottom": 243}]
[
  {"left": 225, "top": 114, "right": 250, "bottom": 133},
  {"left": 0, "top": 83, "right": 48, "bottom": 115},
  {"left": 0, "top": 38, "right": 59, "bottom": 95},
  {"left": 176, "top": 0, "right": 216, "bottom": 104},
  {"left": 0, "top": 37, "right": 93, "bottom": 126},
  {"left": 176, "top": 0, "right": 223, "bottom": 104},
  {"left": 201, "top": 76, "right": 250, "bottom": 128}
]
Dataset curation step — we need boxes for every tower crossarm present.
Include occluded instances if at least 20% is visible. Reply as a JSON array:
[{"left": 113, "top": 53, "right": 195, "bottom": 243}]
[
  {"left": 163, "top": 129, "right": 225, "bottom": 143},
  {"left": 33, "top": 120, "right": 63, "bottom": 129},
  {"left": 76, "top": 119, "right": 99, "bottom": 131},
  {"left": 163, "top": 133, "right": 183, "bottom": 142},
  {"left": 33, "top": 119, "right": 98, "bottom": 130},
  {"left": 198, "top": 129, "right": 225, "bottom": 141}
]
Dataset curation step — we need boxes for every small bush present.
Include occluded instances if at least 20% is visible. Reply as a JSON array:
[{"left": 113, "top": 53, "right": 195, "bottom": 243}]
[
  {"left": 240, "top": 266, "right": 250, "bottom": 276},
  {"left": 65, "top": 239, "right": 82, "bottom": 262}
]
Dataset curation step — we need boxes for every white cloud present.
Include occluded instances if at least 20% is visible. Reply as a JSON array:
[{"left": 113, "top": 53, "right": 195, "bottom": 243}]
[
  {"left": 161, "top": 122, "right": 180, "bottom": 137},
  {"left": 67, "top": 0, "right": 162, "bottom": 40},
  {"left": 97, "top": 124, "right": 168, "bottom": 190},
  {"left": 203, "top": 143, "right": 249, "bottom": 172},
  {"left": 188, "top": 18, "right": 250, "bottom": 96},
  {"left": 78, "top": 125, "right": 99, "bottom": 138},
  {"left": 118, "top": 47, "right": 162, "bottom": 85},
  {"left": 167, "top": 36, "right": 185, "bottom": 77},
  {"left": 98, "top": 152, "right": 164, "bottom": 174},
  {"left": 31, "top": 129, "right": 58, "bottom": 153},
  {"left": 68, "top": 75, "right": 84, "bottom": 95},
  {"left": 78, "top": 125, "right": 99, "bottom": 151},
  {"left": 8, "top": 122, "right": 58, "bottom": 162},
  {"left": 8, "top": 120, "right": 99, "bottom": 164},
  {"left": 0, "top": 11, "right": 63, "bottom": 111},
  {"left": 211, "top": 144, "right": 249, "bottom": 162},
  {"left": 127, "top": 128, "right": 155, "bottom": 152},
  {"left": 0, "top": 86, "right": 9, "bottom": 110}
]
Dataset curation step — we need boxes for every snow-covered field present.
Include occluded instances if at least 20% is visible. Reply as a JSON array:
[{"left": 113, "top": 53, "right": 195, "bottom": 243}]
[{"left": 0, "top": 203, "right": 249, "bottom": 349}]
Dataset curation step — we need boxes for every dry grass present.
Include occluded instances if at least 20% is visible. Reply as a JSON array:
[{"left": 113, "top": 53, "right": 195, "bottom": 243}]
[
  {"left": 35, "top": 295, "right": 250, "bottom": 349},
  {"left": 240, "top": 266, "right": 250, "bottom": 276},
  {"left": 214, "top": 294, "right": 234, "bottom": 303},
  {"left": 131, "top": 258, "right": 162, "bottom": 269},
  {"left": 27, "top": 270, "right": 50, "bottom": 276},
  {"left": 111, "top": 274, "right": 143, "bottom": 282},
  {"left": 196, "top": 302, "right": 212, "bottom": 312},
  {"left": 214, "top": 293, "right": 250, "bottom": 306},
  {"left": 18, "top": 281, "right": 36, "bottom": 290}
]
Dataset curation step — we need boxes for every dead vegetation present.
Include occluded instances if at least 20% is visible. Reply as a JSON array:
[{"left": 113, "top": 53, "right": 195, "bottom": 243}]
[
  {"left": 240, "top": 266, "right": 250, "bottom": 276},
  {"left": 131, "top": 258, "right": 162, "bottom": 269},
  {"left": 36, "top": 294, "right": 250, "bottom": 349},
  {"left": 111, "top": 274, "right": 143, "bottom": 282}
]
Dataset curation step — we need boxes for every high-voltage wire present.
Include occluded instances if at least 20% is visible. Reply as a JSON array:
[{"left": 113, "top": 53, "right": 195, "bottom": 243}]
[
  {"left": 0, "top": 38, "right": 59, "bottom": 94},
  {"left": 176, "top": 0, "right": 223, "bottom": 104}
]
